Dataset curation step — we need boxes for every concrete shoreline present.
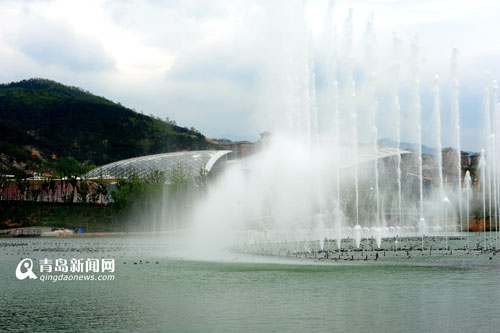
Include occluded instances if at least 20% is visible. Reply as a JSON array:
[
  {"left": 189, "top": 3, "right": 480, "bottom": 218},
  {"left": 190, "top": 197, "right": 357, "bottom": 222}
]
[{"left": 0, "top": 227, "right": 188, "bottom": 238}]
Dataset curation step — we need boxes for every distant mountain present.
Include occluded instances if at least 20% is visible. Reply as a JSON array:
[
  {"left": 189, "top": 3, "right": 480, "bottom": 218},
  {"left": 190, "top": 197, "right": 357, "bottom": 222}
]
[
  {"left": 377, "top": 138, "right": 437, "bottom": 155},
  {"left": 377, "top": 138, "right": 480, "bottom": 157},
  {"left": 463, "top": 151, "right": 478, "bottom": 156},
  {"left": 0, "top": 78, "right": 216, "bottom": 174}
]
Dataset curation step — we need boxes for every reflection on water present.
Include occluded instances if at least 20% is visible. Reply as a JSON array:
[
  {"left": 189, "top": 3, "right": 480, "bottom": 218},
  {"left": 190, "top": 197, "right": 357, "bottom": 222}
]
[{"left": 1, "top": 236, "right": 500, "bottom": 332}]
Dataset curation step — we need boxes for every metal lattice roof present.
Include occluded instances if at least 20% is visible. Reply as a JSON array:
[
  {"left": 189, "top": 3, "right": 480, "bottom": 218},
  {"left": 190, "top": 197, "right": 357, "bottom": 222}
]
[
  {"left": 356, "top": 145, "right": 411, "bottom": 166},
  {"left": 85, "top": 150, "right": 231, "bottom": 180}
]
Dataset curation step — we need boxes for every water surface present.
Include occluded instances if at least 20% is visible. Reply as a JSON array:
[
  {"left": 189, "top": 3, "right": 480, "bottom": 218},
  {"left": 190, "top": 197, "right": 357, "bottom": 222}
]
[{"left": 1, "top": 236, "right": 499, "bottom": 332}]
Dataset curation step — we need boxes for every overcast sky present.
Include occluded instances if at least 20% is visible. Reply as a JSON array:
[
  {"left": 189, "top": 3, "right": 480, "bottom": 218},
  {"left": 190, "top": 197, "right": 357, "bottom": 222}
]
[{"left": 0, "top": 0, "right": 499, "bottom": 150}]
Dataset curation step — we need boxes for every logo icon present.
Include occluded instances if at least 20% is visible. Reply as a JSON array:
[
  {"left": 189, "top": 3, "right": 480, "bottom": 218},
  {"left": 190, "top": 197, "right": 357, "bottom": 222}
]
[{"left": 16, "top": 258, "right": 38, "bottom": 280}]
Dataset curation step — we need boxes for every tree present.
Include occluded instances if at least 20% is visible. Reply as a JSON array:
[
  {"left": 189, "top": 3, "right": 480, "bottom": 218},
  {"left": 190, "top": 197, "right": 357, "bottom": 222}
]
[
  {"left": 110, "top": 170, "right": 166, "bottom": 211},
  {"left": 57, "top": 157, "right": 80, "bottom": 178},
  {"left": 111, "top": 173, "right": 143, "bottom": 210},
  {"left": 57, "top": 157, "right": 80, "bottom": 200},
  {"left": 89, "top": 176, "right": 108, "bottom": 204},
  {"left": 0, "top": 174, "right": 8, "bottom": 201},
  {"left": 14, "top": 172, "right": 29, "bottom": 202},
  {"left": 77, "top": 178, "right": 90, "bottom": 203},
  {"left": 30, "top": 185, "right": 41, "bottom": 202}
]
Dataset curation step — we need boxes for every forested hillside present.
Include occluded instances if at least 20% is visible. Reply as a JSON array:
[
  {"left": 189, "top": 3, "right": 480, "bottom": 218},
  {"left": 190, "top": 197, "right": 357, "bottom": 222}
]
[{"left": 0, "top": 78, "right": 215, "bottom": 174}]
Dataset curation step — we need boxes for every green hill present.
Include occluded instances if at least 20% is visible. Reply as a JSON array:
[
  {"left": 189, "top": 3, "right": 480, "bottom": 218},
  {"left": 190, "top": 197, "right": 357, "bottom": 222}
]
[{"left": 0, "top": 78, "right": 215, "bottom": 174}]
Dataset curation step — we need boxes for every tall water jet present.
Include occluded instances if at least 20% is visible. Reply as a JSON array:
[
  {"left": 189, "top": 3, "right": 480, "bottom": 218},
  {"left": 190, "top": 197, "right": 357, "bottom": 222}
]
[
  {"left": 451, "top": 48, "right": 463, "bottom": 232},
  {"left": 492, "top": 81, "right": 499, "bottom": 247},
  {"left": 489, "top": 134, "right": 493, "bottom": 247},
  {"left": 392, "top": 33, "right": 403, "bottom": 227},
  {"left": 465, "top": 171, "right": 472, "bottom": 248},
  {"left": 343, "top": 9, "right": 359, "bottom": 226},
  {"left": 394, "top": 97, "right": 403, "bottom": 226},
  {"left": 496, "top": 95, "right": 500, "bottom": 248},
  {"left": 410, "top": 37, "right": 424, "bottom": 247},
  {"left": 490, "top": 131, "right": 496, "bottom": 246},
  {"left": 363, "top": 15, "right": 380, "bottom": 229},
  {"left": 443, "top": 196, "right": 450, "bottom": 249},
  {"left": 480, "top": 150, "right": 487, "bottom": 243},
  {"left": 288, "top": 2, "right": 315, "bottom": 144},
  {"left": 433, "top": 75, "right": 445, "bottom": 231},
  {"left": 353, "top": 224, "right": 362, "bottom": 249},
  {"left": 483, "top": 74, "right": 491, "bottom": 244},
  {"left": 333, "top": 81, "right": 342, "bottom": 249},
  {"left": 303, "top": 30, "right": 314, "bottom": 145},
  {"left": 321, "top": 1, "right": 342, "bottom": 248},
  {"left": 374, "top": 227, "right": 382, "bottom": 248},
  {"left": 372, "top": 100, "right": 380, "bottom": 228},
  {"left": 309, "top": 41, "right": 325, "bottom": 249},
  {"left": 351, "top": 81, "right": 359, "bottom": 226}
]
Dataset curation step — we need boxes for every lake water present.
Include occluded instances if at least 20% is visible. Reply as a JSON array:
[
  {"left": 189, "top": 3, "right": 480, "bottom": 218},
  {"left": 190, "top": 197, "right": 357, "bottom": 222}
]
[{"left": 1, "top": 236, "right": 500, "bottom": 332}]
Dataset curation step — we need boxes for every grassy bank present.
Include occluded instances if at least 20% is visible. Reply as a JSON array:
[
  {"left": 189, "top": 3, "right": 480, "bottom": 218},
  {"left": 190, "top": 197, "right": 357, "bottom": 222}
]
[{"left": 0, "top": 201, "right": 117, "bottom": 232}]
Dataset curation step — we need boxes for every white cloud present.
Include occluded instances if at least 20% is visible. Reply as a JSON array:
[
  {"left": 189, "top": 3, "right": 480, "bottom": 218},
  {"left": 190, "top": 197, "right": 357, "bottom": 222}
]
[{"left": 12, "top": 17, "right": 115, "bottom": 71}]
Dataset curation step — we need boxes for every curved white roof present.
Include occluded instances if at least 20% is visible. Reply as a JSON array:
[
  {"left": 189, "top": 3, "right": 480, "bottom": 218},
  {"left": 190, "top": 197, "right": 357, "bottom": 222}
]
[{"left": 86, "top": 150, "right": 231, "bottom": 179}]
